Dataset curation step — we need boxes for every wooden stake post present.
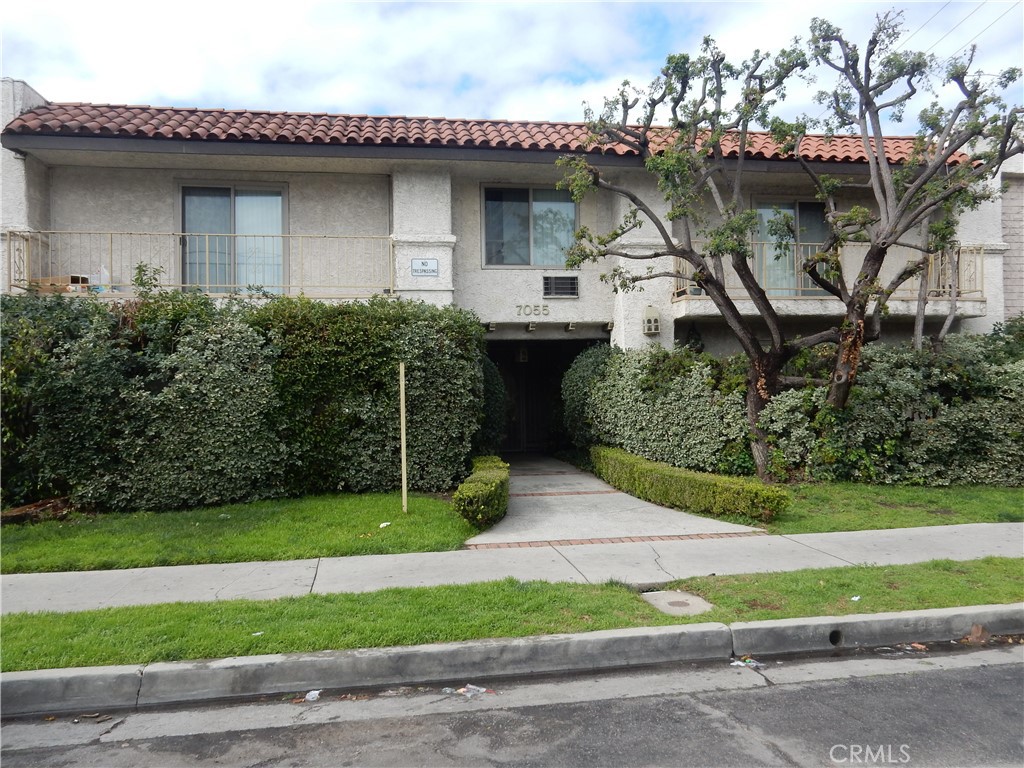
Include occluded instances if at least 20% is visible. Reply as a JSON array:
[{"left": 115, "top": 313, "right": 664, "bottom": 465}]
[{"left": 399, "top": 361, "right": 408, "bottom": 514}]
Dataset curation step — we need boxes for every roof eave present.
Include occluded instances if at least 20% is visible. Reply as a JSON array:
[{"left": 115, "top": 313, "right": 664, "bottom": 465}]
[{"left": 0, "top": 132, "right": 649, "bottom": 167}]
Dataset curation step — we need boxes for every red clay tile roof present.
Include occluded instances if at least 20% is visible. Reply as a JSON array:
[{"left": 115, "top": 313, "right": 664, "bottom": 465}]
[{"left": 2, "top": 102, "right": 926, "bottom": 163}]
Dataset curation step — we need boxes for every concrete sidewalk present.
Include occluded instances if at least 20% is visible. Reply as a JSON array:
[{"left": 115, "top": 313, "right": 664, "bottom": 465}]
[{"left": 4, "top": 523, "right": 1021, "bottom": 614}]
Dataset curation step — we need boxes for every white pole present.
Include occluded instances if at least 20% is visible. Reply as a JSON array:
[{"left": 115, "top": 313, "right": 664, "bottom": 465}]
[{"left": 399, "top": 361, "right": 408, "bottom": 514}]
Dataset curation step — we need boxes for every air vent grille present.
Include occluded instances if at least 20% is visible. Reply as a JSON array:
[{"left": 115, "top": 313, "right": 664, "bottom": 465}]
[{"left": 543, "top": 276, "right": 579, "bottom": 298}]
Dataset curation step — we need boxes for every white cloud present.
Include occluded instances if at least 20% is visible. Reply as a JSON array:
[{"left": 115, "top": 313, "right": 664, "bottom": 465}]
[{"left": 2, "top": 0, "right": 1020, "bottom": 129}]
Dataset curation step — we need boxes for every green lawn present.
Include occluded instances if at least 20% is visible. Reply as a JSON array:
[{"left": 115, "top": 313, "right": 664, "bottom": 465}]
[
  {"left": 2, "top": 558, "right": 1020, "bottom": 672},
  {"left": 0, "top": 493, "right": 474, "bottom": 574},
  {"left": 765, "top": 483, "right": 1024, "bottom": 534},
  {"left": 2, "top": 481, "right": 1020, "bottom": 575}
]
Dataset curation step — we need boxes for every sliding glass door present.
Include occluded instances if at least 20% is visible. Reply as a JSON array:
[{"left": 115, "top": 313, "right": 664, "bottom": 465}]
[{"left": 182, "top": 186, "right": 284, "bottom": 292}]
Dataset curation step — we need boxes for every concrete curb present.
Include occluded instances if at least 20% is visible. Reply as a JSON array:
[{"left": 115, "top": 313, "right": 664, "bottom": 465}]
[
  {"left": 2, "top": 604, "right": 1022, "bottom": 718},
  {"left": 1, "top": 623, "right": 733, "bottom": 717},
  {"left": 731, "top": 602, "right": 1024, "bottom": 657}
]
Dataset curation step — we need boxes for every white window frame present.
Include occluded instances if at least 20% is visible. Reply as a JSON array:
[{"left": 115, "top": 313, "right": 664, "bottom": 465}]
[{"left": 480, "top": 185, "right": 579, "bottom": 269}]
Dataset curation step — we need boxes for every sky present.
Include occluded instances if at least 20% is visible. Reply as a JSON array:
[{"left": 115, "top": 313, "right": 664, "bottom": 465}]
[{"left": 2, "top": 0, "right": 1022, "bottom": 131}]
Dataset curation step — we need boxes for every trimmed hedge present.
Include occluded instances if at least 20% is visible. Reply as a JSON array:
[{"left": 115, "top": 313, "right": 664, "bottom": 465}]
[
  {"left": 245, "top": 296, "right": 486, "bottom": 496},
  {"left": 452, "top": 455, "right": 510, "bottom": 529},
  {"left": 589, "top": 446, "right": 788, "bottom": 524},
  {"left": 2, "top": 293, "right": 488, "bottom": 511}
]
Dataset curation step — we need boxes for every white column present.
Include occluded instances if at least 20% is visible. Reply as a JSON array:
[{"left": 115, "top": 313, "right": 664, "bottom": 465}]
[
  {"left": 391, "top": 167, "right": 455, "bottom": 306},
  {"left": 608, "top": 173, "right": 675, "bottom": 350},
  {"left": 2, "top": 79, "right": 51, "bottom": 292}
]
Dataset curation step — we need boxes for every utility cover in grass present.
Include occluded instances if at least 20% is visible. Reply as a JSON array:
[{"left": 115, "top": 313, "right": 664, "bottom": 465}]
[{"left": 642, "top": 590, "right": 714, "bottom": 616}]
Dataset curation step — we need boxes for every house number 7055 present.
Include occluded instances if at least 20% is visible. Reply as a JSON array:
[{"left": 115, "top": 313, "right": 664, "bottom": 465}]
[{"left": 517, "top": 304, "right": 550, "bottom": 316}]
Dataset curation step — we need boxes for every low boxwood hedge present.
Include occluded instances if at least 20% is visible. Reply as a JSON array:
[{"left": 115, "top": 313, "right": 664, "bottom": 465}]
[
  {"left": 452, "top": 456, "right": 510, "bottom": 529},
  {"left": 589, "top": 446, "right": 788, "bottom": 523}
]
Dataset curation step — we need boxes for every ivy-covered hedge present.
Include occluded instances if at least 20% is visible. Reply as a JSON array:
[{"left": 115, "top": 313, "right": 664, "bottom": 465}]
[
  {"left": 590, "top": 446, "right": 787, "bottom": 523},
  {"left": 563, "top": 325, "right": 1024, "bottom": 487},
  {"left": 1, "top": 293, "right": 489, "bottom": 511},
  {"left": 789, "top": 336, "right": 1024, "bottom": 486},
  {"left": 562, "top": 345, "right": 753, "bottom": 476},
  {"left": 452, "top": 455, "right": 510, "bottom": 529},
  {"left": 1, "top": 294, "right": 112, "bottom": 504},
  {"left": 472, "top": 355, "right": 507, "bottom": 456},
  {"left": 245, "top": 297, "right": 486, "bottom": 495}
]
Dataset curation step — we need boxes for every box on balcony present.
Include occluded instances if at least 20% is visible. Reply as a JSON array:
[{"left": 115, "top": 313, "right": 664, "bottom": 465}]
[{"left": 31, "top": 275, "right": 90, "bottom": 294}]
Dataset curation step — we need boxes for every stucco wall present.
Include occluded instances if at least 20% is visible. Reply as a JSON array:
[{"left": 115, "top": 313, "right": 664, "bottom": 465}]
[
  {"left": 392, "top": 167, "right": 455, "bottom": 305},
  {"left": 1001, "top": 172, "right": 1023, "bottom": 321},
  {"left": 45, "top": 166, "right": 389, "bottom": 290},
  {"left": 451, "top": 166, "right": 615, "bottom": 335},
  {"left": 49, "top": 166, "right": 389, "bottom": 235},
  {"left": 2, "top": 80, "right": 51, "bottom": 290}
]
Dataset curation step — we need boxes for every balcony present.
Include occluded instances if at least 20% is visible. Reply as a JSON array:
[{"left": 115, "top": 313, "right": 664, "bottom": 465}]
[
  {"left": 3, "top": 231, "right": 395, "bottom": 298},
  {"left": 672, "top": 243, "right": 984, "bottom": 318}
]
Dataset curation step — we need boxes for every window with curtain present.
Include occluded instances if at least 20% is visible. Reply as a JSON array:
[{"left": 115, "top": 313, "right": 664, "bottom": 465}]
[
  {"left": 484, "top": 187, "right": 576, "bottom": 266},
  {"left": 754, "top": 201, "right": 829, "bottom": 296},
  {"left": 182, "top": 186, "right": 284, "bottom": 292}
]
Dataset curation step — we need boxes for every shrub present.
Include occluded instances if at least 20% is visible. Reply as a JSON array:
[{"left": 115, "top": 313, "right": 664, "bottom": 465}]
[
  {"left": 452, "top": 455, "right": 510, "bottom": 529},
  {"left": 111, "top": 316, "right": 287, "bottom": 511},
  {"left": 245, "top": 296, "right": 485, "bottom": 495},
  {"left": 985, "top": 313, "right": 1024, "bottom": 364},
  {"left": 0, "top": 294, "right": 111, "bottom": 506},
  {"left": 589, "top": 446, "right": 788, "bottom": 523},
  {"left": 5, "top": 292, "right": 488, "bottom": 511},
  {"left": 807, "top": 337, "right": 1024, "bottom": 486},
  {"left": 561, "top": 344, "right": 614, "bottom": 449},
  {"left": 25, "top": 325, "right": 135, "bottom": 507},
  {"left": 473, "top": 354, "right": 508, "bottom": 456},
  {"left": 562, "top": 345, "right": 751, "bottom": 474},
  {"left": 26, "top": 315, "right": 286, "bottom": 512}
]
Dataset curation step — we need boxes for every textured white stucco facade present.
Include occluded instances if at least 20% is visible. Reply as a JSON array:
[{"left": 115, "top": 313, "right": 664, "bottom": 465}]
[
  {"left": 1000, "top": 155, "right": 1023, "bottom": 321},
  {"left": 1, "top": 78, "right": 1016, "bottom": 347}
]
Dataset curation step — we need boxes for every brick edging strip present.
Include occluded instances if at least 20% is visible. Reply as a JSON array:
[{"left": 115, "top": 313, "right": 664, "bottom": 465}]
[
  {"left": 509, "top": 490, "right": 621, "bottom": 498},
  {"left": 465, "top": 530, "right": 768, "bottom": 550}
]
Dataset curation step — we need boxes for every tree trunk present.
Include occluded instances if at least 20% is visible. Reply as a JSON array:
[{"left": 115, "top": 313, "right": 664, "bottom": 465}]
[
  {"left": 935, "top": 247, "right": 960, "bottom": 348},
  {"left": 825, "top": 311, "right": 866, "bottom": 409},
  {"left": 913, "top": 256, "right": 930, "bottom": 351},
  {"left": 745, "top": 352, "right": 784, "bottom": 481},
  {"left": 826, "top": 244, "right": 886, "bottom": 409}
]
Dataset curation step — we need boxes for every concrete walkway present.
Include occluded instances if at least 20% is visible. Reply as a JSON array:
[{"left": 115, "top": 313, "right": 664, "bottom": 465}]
[
  {"left": 2, "top": 454, "right": 1021, "bottom": 614},
  {"left": 465, "top": 456, "right": 760, "bottom": 547}
]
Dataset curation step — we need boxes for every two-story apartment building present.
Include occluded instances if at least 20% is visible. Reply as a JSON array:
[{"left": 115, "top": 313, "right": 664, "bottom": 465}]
[{"left": 2, "top": 79, "right": 1019, "bottom": 451}]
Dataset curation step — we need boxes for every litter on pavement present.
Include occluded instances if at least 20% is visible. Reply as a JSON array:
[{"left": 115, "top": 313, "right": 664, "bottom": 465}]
[
  {"left": 442, "top": 683, "right": 495, "bottom": 698},
  {"left": 730, "top": 655, "right": 766, "bottom": 670}
]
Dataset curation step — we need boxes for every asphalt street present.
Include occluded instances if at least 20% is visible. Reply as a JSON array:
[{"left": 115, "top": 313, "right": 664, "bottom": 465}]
[{"left": 3, "top": 644, "right": 1021, "bottom": 767}]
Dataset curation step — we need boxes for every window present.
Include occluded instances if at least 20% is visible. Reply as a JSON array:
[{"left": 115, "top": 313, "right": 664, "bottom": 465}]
[
  {"left": 754, "top": 201, "right": 830, "bottom": 296},
  {"left": 484, "top": 187, "right": 576, "bottom": 266},
  {"left": 182, "top": 186, "right": 284, "bottom": 292}
]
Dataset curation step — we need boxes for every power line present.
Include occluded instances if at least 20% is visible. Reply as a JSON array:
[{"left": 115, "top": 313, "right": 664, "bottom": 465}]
[
  {"left": 922, "top": 1, "right": 989, "bottom": 55},
  {"left": 947, "top": 0, "right": 1023, "bottom": 60},
  {"left": 898, "top": 1, "right": 952, "bottom": 50}
]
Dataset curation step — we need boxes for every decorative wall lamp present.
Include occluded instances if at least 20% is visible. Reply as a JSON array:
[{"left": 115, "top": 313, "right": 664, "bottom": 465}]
[{"left": 642, "top": 305, "right": 661, "bottom": 336}]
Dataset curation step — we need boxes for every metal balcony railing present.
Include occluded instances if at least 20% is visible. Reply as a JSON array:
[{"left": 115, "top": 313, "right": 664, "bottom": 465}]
[
  {"left": 672, "top": 242, "right": 984, "bottom": 301},
  {"left": 4, "top": 231, "right": 395, "bottom": 297}
]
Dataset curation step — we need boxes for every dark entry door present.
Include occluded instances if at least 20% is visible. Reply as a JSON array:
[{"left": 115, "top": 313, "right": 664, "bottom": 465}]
[{"left": 487, "top": 339, "right": 597, "bottom": 453}]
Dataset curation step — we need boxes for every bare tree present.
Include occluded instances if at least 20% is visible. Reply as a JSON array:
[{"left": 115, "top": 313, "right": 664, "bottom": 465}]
[
  {"left": 558, "top": 14, "right": 1022, "bottom": 479},
  {"left": 795, "top": 11, "right": 1022, "bottom": 406}
]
